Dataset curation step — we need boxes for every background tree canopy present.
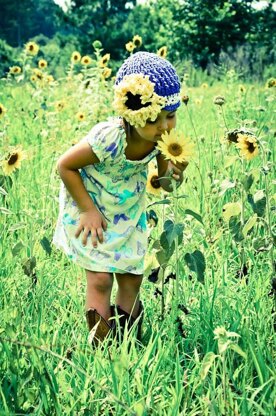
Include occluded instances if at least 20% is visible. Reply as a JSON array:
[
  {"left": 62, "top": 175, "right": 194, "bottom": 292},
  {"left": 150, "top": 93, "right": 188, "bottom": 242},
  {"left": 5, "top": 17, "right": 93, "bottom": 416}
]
[{"left": 0, "top": 0, "right": 275, "bottom": 77}]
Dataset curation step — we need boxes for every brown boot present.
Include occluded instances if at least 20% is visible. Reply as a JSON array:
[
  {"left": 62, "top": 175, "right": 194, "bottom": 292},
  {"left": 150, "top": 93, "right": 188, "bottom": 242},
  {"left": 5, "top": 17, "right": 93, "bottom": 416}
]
[
  {"left": 114, "top": 301, "right": 144, "bottom": 342},
  {"left": 86, "top": 308, "right": 114, "bottom": 347}
]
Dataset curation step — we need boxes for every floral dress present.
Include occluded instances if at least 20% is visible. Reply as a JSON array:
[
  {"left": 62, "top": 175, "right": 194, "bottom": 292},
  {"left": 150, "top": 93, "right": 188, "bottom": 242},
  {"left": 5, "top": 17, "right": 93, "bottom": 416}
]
[{"left": 53, "top": 118, "right": 159, "bottom": 275}]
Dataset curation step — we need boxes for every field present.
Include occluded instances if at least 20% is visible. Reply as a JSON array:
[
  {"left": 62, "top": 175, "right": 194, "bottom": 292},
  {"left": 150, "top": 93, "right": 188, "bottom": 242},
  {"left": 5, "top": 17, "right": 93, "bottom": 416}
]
[{"left": 0, "top": 44, "right": 275, "bottom": 415}]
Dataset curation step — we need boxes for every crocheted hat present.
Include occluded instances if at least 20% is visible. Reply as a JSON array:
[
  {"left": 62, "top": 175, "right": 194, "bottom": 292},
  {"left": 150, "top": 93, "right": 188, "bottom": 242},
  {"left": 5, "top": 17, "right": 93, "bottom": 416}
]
[{"left": 113, "top": 52, "right": 181, "bottom": 127}]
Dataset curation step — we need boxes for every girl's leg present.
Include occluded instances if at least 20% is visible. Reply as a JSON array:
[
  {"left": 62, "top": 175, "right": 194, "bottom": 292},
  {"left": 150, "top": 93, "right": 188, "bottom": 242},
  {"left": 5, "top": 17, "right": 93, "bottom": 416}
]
[
  {"left": 115, "top": 273, "right": 143, "bottom": 318},
  {"left": 86, "top": 270, "right": 113, "bottom": 321}
]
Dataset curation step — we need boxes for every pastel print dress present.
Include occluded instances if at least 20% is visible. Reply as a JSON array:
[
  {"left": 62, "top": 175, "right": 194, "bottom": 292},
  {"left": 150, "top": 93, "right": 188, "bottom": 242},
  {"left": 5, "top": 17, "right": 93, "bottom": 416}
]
[{"left": 53, "top": 118, "right": 159, "bottom": 275}]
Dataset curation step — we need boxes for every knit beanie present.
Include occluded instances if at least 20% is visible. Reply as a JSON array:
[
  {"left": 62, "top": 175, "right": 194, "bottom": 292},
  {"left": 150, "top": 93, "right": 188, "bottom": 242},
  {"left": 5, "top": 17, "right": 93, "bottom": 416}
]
[
  {"left": 113, "top": 52, "right": 181, "bottom": 127},
  {"left": 115, "top": 52, "right": 180, "bottom": 112}
]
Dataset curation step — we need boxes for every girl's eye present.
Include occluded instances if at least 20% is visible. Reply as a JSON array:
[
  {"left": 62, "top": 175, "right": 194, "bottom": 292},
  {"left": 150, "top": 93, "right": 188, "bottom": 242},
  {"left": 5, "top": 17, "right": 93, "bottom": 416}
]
[{"left": 167, "top": 113, "right": 176, "bottom": 119}]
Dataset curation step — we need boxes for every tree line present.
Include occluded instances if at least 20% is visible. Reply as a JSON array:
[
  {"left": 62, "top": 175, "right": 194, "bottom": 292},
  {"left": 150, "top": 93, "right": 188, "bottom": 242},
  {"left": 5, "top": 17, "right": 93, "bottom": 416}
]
[{"left": 0, "top": 0, "right": 275, "bottom": 76}]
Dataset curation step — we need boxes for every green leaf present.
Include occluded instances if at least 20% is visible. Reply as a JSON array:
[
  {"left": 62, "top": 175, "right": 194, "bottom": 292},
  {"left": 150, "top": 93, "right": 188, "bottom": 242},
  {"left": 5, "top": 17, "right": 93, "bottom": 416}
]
[
  {"left": 40, "top": 236, "right": 52, "bottom": 256},
  {"left": 184, "top": 250, "right": 206, "bottom": 283},
  {"left": 242, "top": 214, "right": 257, "bottom": 237},
  {"left": 184, "top": 209, "right": 203, "bottom": 224},
  {"left": 222, "top": 202, "right": 241, "bottom": 222},
  {"left": 242, "top": 173, "right": 254, "bottom": 192},
  {"left": 229, "top": 217, "right": 244, "bottom": 242},
  {"left": 12, "top": 241, "right": 24, "bottom": 257},
  {"left": 200, "top": 352, "right": 217, "bottom": 380},
  {"left": 248, "top": 190, "right": 266, "bottom": 217},
  {"left": 147, "top": 199, "right": 171, "bottom": 207},
  {"left": 229, "top": 343, "right": 247, "bottom": 359},
  {"left": 0, "top": 207, "right": 13, "bottom": 214},
  {"left": 0, "top": 186, "right": 8, "bottom": 196}
]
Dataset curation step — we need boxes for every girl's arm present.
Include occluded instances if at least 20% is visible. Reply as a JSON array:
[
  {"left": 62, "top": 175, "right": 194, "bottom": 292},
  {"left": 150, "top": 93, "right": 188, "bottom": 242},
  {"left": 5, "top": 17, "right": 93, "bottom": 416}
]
[
  {"left": 57, "top": 142, "right": 107, "bottom": 247},
  {"left": 156, "top": 153, "right": 188, "bottom": 192}
]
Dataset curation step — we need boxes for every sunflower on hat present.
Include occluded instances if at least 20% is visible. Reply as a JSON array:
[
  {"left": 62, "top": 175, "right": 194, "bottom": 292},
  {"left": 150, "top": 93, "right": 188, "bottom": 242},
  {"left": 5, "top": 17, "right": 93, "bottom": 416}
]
[{"left": 113, "top": 73, "right": 165, "bottom": 128}]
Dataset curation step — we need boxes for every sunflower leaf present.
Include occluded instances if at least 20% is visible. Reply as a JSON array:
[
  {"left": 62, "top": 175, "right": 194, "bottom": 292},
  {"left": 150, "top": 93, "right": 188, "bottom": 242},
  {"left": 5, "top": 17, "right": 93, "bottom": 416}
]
[
  {"left": 147, "top": 199, "right": 171, "bottom": 207},
  {"left": 248, "top": 191, "right": 266, "bottom": 217},
  {"left": 184, "top": 250, "right": 206, "bottom": 283},
  {"left": 184, "top": 209, "right": 203, "bottom": 224},
  {"left": 242, "top": 173, "right": 254, "bottom": 192},
  {"left": 242, "top": 214, "right": 258, "bottom": 237},
  {"left": 40, "top": 237, "right": 52, "bottom": 256}
]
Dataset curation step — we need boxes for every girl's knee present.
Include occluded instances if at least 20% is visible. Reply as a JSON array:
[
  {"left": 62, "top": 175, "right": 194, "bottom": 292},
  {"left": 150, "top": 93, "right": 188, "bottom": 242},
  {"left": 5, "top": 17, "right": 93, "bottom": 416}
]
[
  {"left": 86, "top": 271, "right": 113, "bottom": 293},
  {"left": 116, "top": 273, "right": 143, "bottom": 292}
]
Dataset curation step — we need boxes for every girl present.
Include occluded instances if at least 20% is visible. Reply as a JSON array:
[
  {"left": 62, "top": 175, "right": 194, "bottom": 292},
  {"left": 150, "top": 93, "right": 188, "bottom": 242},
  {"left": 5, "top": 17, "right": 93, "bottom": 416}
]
[{"left": 53, "top": 52, "right": 188, "bottom": 345}]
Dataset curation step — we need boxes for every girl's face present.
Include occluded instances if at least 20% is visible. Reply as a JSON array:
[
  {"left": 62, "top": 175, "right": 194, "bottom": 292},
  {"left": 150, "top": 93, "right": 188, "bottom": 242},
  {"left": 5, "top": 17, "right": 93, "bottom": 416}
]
[{"left": 134, "top": 109, "right": 177, "bottom": 143}]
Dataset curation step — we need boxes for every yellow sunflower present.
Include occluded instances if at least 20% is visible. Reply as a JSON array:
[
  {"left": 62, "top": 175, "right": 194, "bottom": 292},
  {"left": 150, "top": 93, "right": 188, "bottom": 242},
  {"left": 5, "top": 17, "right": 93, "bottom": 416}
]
[
  {"left": 38, "top": 59, "right": 48, "bottom": 69},
  {"left": 46, "top": 75, "right": 54, "bottom": 84},
  {"left": 9, "top": 66, "right": 21, "bottom": 75},
  {"left": 157, "top": 130, "right": 194, "bottom": 164},
  {"left": 157, "top": 46, "right": 168, "bottom": 59},
  {"left": 71, "top": 51, "right": 81, "bottom": 64},
  {"left": 113, "top": 73, "right": 165, "bottom": 127},
  {"left": 102, "top": 67, "right": 112, "bottom": 79},
  {"left": 0, "top": 103, "right": 7, "bottom": 118},
  {"left": 25, "top": 41, "right": 39, "bottom": 56},
  {"left": 2, "top": 147, "right": 25, "bottom": 175},
  {"left": 99, "top": 53, "right": 110, "bottom": 68},
  {"left": 133, "top": 35, "right": 142, "bottom": 48},
  {"left": 266, "top": 78, "right": 276, "bottom": 88},
  {"left": 81, "top": 55, "right": 92, "bottom": 66},
  {"left": 146, "top": 163, "right": 162, "bottom": 196},
  {"left": 125, "top": 41, "right": 135, "bottom": 53},
  {"left": 30, "top": 75, "right": 37, "bottom": 83},
  {"left": 236, "top": 134, "right": 259, "bottom": 160},
  {"left": 201, "top": 83, "right": 208, "bottom": 89},
  {"left": 32, "top": 68, "right": 43, "bottom": 80},
  {"left": 239, "top": 84, "right": 246, "bottom": 93},
  {"left": 76, "top": 111, "right": 86, "bottom": 121}
]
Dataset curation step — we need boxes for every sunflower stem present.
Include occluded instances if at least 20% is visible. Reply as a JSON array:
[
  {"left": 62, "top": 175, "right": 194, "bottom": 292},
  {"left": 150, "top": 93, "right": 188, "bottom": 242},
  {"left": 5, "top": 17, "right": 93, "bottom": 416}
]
[
  {"left": 259, "top": 141, "right": 275, "bottom": 276},
  {"left": 172, "top": 178, "right": 180, "bottom": 311},
  {"left": 240, "top": 158, "right": 246, "bottom": 273}
]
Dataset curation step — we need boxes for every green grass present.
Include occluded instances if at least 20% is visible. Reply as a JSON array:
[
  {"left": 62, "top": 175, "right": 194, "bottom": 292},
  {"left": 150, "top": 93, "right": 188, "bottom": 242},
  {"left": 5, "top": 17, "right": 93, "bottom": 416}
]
[{"left": 0, "top": 55, "right": 275, "bottom": 415}]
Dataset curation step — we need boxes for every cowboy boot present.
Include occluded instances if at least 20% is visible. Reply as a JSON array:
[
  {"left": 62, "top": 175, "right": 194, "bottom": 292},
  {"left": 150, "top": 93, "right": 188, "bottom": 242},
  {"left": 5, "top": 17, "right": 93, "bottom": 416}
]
[
  {"left": 114, "top": 301, "right": 144, "bottom": 342},
  {"left": 86, "top": 308, "right": 114, "bottom": 347}
]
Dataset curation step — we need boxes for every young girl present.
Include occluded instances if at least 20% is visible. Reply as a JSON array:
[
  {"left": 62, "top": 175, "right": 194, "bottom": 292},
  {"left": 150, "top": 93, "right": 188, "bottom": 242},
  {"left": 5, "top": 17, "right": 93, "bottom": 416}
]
[{"left": 53, "top": 51, "right": 188, "bottom": 345}]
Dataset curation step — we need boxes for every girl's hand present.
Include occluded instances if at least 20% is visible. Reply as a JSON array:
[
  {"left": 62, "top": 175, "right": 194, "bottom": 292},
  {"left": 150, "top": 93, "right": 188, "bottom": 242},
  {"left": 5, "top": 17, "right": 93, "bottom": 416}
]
[
  {"left": 75, "top": 209, "right": 108, "bottom": 248},
  {"left": 168, "top": 160, "right": 189, "bottom": 182}
]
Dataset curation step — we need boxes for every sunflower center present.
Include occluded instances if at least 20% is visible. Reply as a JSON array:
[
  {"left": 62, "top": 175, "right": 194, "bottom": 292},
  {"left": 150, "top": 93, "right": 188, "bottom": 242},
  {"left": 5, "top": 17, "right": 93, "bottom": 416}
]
[
  {"left": 247, "top": 141, "right": 256, "bottom": 153},
  {"left": 150, "top": 175, "right": 161, "bottom": 189},
  {"left": 8, "top": 153, "right": 18, "bottom": 165},
  {"left": 29, "top": 45, "right": 34, "bottom": 51},
  {"left": 0, "top": 107, "right": 2, "bottom": 115},
  {"left": 168, "top": 143, "right": 182, "bottom": 156},
  {"left": 126, "top": 92, "right": 151, "bottom": 111}
]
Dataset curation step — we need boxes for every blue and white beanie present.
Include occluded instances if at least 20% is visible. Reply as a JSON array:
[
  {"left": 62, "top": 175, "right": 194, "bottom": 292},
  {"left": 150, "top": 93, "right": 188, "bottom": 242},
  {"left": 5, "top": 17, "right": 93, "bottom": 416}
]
[
  {"left": 115, "top": 52, "right": 181, "bottom": 112},
  {"left": 114, "top": 52, "right": 181, "bottom": 127}
]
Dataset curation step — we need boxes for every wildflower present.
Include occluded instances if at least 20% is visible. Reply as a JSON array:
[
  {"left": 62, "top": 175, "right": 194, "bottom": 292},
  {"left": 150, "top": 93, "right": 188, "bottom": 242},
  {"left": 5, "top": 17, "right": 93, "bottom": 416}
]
[
  {"left": 76, "top": 111, "right": 85, "bottom": 121},
  {"left": 113, "top": 73, "right": 165, "bottom": 128},
  {"left": 195, "top": 98, "right": 202, "bottom": 105},
  {"left": 32, "top": 68, "right": 43, "bottom": 80},
  {"left": 133, "top": 35, "right": 142, "bottom": 48},
  {"left": 30, "top": 75, "right": 37, "bottom": 82},
  {"left": 9, "top": 66, "right": 21, "bottom": 75},
  {"left": 25, "top": 41, "right": 39, "bottom": 56},
  {"left": 213, "top": 95, "right": 226, "bottom": 106},
  {"left": 99, "top": 53, "right": 110, "bottom": 68},
  {"left": 157, "top": 129, "right": 194, "bottom": 164},
  {"left": 71, "top": 51, "right": 81, "bottom": 64},
  {"left": 2, "top": 147, "right": 25, "bottom": 175},
  {"left": 0, "top": 103, "right": 7, "bottom": 118},
  {"left": 46, "top": 75, "right": 54, "bottom": 84},
  {"left": 225, "top": 128, "right": 255, "bottom": 144},
  {"left": 81, "top": 55, "right": 92, "bottom": 66},
  {"left": 266, "top": 78, "right": 276, "bottom": 88},
  {"left": 146, "top": 164, "right": 161, "bottom": 195},
  {"left": 38, "top": 59, "right": 47, "bottom": 69},
  {"left": 125, "top": 41, "right": 135, "bottom": 53},
  {"left": 181, "top": 95, "right": 189, "bottom": 105},
  {"left": 201, "top": 83, "right": 208, "bottom": 89},
  {"left": 102, "top": 67, "right": 112, "bottom": 79},
  {"left": 236, "top": 134, "right": 259, "bottom": 160},
  {"left": 183, "top": 73, "right": 189, "bottom": 81},
  {"left": 157, "top": 46, "right": 168, "bottom": 58},
  {"left": 55, "top": 100, "right": 66, "bottom": 111}
]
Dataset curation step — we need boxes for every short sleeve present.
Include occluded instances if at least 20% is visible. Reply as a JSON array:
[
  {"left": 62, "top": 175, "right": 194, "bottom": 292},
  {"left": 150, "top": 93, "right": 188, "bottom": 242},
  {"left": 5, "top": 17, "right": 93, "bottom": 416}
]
[{"left": 84, "top": 121, "right": 122, "bottom": 163}]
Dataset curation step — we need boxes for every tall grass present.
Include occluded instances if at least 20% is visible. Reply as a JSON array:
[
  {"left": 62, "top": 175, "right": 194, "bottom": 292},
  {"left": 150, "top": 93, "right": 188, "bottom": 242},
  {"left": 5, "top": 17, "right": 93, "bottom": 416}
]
[{"left": 0, "top": 44, "right": 275, "bottom": 415}]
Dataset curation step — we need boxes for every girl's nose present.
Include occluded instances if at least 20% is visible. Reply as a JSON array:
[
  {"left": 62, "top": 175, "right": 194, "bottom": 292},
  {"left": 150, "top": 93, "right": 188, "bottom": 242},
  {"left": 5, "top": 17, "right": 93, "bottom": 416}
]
[{"left": 157, "top": 118, "right": 168, "bottom": 132}]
